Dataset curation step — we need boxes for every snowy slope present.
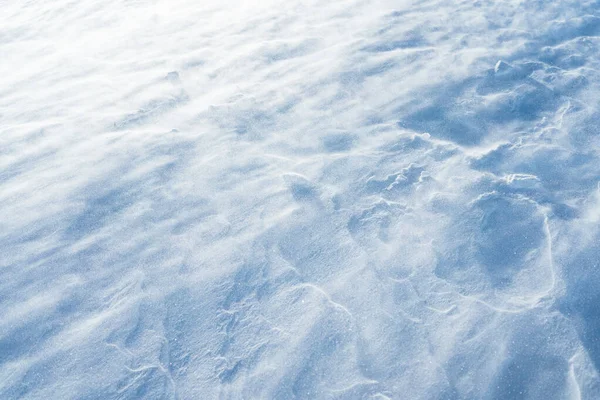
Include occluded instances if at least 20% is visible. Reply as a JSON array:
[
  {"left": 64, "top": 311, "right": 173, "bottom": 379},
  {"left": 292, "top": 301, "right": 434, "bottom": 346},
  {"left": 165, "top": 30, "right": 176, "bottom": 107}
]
[{"left": 2, "top": 0, "right": 600, "bottom": 398}]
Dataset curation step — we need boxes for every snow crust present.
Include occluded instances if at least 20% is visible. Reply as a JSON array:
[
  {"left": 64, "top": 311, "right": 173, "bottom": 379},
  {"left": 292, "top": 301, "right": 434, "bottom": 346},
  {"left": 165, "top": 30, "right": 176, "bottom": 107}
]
[{"left": 2, "top": 0, "right": 600, "bottom": 398}]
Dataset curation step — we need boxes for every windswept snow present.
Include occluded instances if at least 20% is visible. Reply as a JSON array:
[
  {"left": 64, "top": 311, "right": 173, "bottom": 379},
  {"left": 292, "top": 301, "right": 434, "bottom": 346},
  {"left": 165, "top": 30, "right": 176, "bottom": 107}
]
[{"left": 2, "top": 0, "right": 600, "bottom": 398}]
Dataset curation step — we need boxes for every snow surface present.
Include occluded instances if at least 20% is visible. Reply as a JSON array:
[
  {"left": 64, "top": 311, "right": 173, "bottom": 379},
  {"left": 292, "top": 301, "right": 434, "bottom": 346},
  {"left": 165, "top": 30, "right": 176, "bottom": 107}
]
[{"left": 2, "top": 0, "right": 600, "bottom": 398}]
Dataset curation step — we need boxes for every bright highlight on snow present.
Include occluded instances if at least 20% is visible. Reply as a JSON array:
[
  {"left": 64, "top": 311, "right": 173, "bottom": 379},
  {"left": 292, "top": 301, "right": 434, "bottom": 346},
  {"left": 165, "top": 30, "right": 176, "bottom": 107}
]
[{"left": 2, "top": 0, "right": 600, "bottom": 398}]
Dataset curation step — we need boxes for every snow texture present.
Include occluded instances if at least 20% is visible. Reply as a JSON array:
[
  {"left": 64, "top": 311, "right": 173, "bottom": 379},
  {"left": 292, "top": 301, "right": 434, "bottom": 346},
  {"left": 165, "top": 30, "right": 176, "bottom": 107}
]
[{"left": 2, "top": 0, "right": 600, "bottom": 399}]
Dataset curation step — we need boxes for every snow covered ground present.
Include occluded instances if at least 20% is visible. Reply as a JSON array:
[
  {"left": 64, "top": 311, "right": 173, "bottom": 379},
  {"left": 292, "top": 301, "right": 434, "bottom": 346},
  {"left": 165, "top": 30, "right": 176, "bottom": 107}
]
[{"left": 2, "top": 0, "right": 600, "bottom": 398}]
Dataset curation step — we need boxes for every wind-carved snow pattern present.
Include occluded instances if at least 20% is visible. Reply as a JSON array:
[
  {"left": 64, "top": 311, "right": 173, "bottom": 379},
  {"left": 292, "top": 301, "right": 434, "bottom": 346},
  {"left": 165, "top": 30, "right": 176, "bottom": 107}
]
[{"left": 2, "top": 0, "right": 600, "bottom": 398}]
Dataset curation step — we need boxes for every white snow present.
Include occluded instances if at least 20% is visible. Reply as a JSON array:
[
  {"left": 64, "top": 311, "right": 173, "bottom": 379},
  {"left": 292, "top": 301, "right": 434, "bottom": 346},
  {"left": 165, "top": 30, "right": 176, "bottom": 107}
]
[{"left": 2, "top": 0, "right": 600, "bottom": 398}]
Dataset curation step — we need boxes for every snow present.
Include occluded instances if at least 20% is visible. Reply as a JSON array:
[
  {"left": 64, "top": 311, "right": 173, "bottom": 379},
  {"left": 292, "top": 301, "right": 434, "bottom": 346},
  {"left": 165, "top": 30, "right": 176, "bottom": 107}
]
[{"left": 2, "top": 0, "right": 600, "bottom": 398}]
